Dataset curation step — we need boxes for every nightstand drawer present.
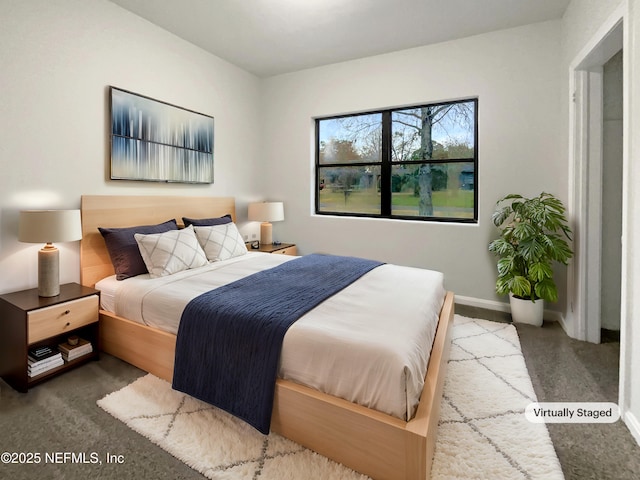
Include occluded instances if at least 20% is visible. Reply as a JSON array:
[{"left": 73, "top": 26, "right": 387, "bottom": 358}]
[
  {"left": 28, "top": 295, "right": 99, "bottom": 344},
  {"left": 274, "top": 246, "right": 297, "bottom": 255}
]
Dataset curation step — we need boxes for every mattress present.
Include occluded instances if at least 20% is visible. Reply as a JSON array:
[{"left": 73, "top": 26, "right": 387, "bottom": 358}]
[{"left": 96, "top": 251, "right": 446, "bottom": 420}]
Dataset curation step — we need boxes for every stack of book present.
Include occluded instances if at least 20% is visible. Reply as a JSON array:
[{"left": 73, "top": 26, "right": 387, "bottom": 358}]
[
  {"left": 28, "top": 346, "right": 63, "bottom": 378},
  {"left": 58, "top": 337, "right": 93, "bottom": 362}
]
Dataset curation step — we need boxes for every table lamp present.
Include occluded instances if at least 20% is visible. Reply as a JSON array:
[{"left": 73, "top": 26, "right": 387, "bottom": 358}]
[
  {"left": 18, "top": 209, "right": 82, "bottom": 297},
  {"left": 248, "top": 202, "right": 284, "bottom": 245}
]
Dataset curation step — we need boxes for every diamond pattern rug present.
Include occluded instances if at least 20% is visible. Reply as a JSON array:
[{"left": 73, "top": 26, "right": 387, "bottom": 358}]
[
  {"left": 97, "top": 315, "right": 564, "bottom": 479},
  {"left": 431, "top": 315, "right": 564, "bottom": 479}
]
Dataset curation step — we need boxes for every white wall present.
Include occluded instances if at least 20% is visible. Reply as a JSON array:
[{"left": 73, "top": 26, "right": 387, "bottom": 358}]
[
  {"left": 0, "top": 0, "right": 263, "bottom": 294},
  {"left": 261, "top": 21, "right": 563, "bottom": 308}
]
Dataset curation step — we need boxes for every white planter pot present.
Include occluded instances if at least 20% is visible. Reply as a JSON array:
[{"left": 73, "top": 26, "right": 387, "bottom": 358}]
[{"left": 509, "top": 293, "right": 544, "bottom": 326}]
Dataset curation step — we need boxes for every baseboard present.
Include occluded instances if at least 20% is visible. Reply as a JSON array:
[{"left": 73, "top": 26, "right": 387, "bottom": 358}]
[
  {"left": 454, "top": 295, "right": 510, "bottom": 312},
  {"left": 455, "top": 295, "right": 563, "bottom": 322},
  {"left": 555, "top": 314, "right": 571, "bottom": 334},
  {"left": 624, "top": 410, "right": 640, "bottom": 447},
  {"left": 544, "top": 309, "right": 563, "bottom": 323}
]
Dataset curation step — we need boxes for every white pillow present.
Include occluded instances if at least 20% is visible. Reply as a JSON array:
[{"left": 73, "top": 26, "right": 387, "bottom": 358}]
[
  {"left": 194, "top": 223, "right": 247, "bottom": 261},
  {"left": 134, "top": 225, "right": 208, "bottom": 278}
]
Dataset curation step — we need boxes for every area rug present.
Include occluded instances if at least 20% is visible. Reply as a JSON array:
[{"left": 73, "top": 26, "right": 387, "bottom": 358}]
[{"left": 97, "top": 315, "right": 564, "bottom": 479}]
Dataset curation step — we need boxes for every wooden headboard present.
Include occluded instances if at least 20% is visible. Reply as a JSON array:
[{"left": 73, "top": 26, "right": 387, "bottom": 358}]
[{"left": 80, "top": 195, "right": 236, "bottom": 287}]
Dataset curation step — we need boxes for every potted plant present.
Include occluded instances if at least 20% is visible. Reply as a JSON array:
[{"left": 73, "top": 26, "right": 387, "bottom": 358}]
[{"left": 488, "top": 192, "right": 573, "bottom": 326}]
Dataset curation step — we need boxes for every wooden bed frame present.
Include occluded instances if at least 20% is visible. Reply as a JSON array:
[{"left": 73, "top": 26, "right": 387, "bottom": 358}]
[{"left": 80, "top": 195, "right": 454, "bottom": 480}]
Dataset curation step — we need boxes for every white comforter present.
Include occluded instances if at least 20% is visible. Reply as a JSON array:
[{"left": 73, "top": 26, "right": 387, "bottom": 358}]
[{"left": 96, "top": 252, "right": 446, "bottom": 420}]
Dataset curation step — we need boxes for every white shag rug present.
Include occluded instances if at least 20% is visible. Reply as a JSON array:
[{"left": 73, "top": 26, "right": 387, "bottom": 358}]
[{"left": 97, "top": 315, "right": 564, "bottom": 480}]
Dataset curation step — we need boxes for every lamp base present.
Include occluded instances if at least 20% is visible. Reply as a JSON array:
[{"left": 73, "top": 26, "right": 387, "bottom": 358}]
[
  {"left": 260, "top": 222, "right": 273, "bottom": 245},
  {"left": 38, "top": 243, "right": 60, "bottom": 297}
]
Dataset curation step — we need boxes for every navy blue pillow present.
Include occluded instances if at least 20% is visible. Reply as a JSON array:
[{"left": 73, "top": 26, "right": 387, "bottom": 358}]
[
  {"left": 98, "top": 219, "right": 178, "bottom": 280},
  {"left": 182, "top": 214, "right": 232, "bottom": 227}
]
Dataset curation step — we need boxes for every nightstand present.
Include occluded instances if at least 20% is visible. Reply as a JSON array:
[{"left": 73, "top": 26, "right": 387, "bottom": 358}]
[
  {"left": 0, "top": 283, "right": 100, "bottom": 392},
  {"left": 247, "top": 242, "right": 297, "bottom": 256}
]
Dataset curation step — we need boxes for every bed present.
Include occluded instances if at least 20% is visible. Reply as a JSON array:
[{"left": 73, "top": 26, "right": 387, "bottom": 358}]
[{"left": 80, "top": 195, "right": 454, "bottom": 480}]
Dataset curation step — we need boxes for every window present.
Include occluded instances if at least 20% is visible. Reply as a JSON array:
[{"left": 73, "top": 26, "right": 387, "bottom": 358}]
[{"left": 315, "top": 98, "right": 477, "bottom": 222}]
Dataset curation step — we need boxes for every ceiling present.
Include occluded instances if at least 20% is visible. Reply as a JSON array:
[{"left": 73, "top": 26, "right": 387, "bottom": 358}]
[{"left": 109, "top": 0, "right": 570, "bottom": 78}]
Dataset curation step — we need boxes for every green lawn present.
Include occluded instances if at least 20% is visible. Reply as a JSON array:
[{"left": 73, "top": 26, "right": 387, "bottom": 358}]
[
  {"left": 392, "top": 190, "right": 474, "bottom": 208},
  {"left": 318, "top": 189, "right": 474, "bottom": 218}
]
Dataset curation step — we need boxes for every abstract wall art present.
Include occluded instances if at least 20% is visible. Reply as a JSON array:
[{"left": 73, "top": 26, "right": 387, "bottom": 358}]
[{"left": 110, "top": 87, "right": 214, "bottom": 183}]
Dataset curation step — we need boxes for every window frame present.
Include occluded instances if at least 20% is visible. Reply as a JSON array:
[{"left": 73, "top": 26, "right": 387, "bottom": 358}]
[{"left": 315, "top": 98, "right": 478, "bottom": 223}]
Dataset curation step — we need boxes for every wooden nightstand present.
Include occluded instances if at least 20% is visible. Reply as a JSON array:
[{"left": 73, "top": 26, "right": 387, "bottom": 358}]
[
  {"left": 0, "top": 283, "right": 100, "bottom": 392},
  {"left": 247, "top": 242, "right": 297, "bottom": 256}
]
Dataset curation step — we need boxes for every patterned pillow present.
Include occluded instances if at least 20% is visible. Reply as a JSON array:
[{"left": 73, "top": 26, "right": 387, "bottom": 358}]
[
  {"left": 134, "top": 225, "right": 208, "bottom": 278},
  {"left": 194, "top": 223, "right": 248, "bottom": 261},
  {"left": 98, "top": 219, "right": 178, "bottom": 280}
]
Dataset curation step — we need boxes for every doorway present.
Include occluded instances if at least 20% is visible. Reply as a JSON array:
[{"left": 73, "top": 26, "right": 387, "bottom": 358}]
[
  {"left": 567, "top": 3, "right": 635, "bottom": 445},
  {"left": 568, "top": 19, "right": 624, "bottom": 344},
  {"left": 601, "top": 50, "right": 623, "bottom": 338}
]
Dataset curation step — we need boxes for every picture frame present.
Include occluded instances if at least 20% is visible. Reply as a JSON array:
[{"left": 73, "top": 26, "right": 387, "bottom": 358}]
[{"left": 110, "top": 87, "right": 214, "bottom": 184}]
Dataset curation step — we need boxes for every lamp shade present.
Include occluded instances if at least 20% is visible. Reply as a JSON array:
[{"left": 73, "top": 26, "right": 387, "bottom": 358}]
[
  {"left": 19, "top": 210, "right": 82, "bottom": 244},
  {"left": 248, "top": 202, "right": 284, "bottom": 222}
]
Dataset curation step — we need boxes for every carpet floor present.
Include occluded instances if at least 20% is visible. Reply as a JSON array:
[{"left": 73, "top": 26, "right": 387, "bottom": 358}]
[
  {"left": 1, "top": 312, "right": 638, "bottom": 479},
  {"left": 96, "top": 315, "right": 562, "bottom": 479}
]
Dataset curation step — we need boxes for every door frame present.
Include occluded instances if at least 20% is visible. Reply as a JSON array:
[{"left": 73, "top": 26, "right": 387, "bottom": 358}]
[{"left": 566, "top": 3, "right": 629, "bottom": 418}]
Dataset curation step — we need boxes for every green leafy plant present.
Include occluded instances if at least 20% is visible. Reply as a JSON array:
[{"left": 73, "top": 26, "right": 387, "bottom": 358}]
[{"left": 488, "top": 192, "right": 573, "bottom": 302}]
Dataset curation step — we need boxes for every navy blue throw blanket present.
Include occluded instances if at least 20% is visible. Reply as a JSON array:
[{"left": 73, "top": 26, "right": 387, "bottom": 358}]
[{"left": 172, "top": 253, "right": 383, "bottom": 434}]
